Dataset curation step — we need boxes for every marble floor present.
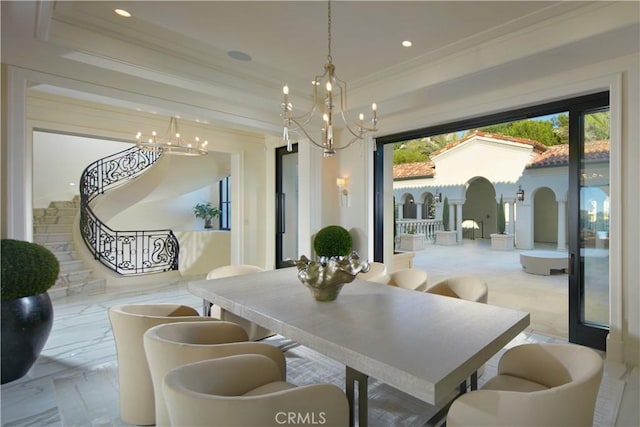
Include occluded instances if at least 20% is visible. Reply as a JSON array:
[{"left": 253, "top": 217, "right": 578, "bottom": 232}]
[{"left": 1, "top": 242, "right": 638, "bottom": 426}]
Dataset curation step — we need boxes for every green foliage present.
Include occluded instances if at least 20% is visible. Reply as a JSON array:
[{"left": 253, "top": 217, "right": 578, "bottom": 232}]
[
  {"left": 497, "top": 194, "right": 506, "bottom": 234},
  {"left": 442, "top": 197, "right": 450, "bottom": 232},
  {"left": 585, "top": 111, "right": 610, "bottom": 141},
  {"left": 1, "top": 239, "right": 60, "bottom": 301},
  {"left": 479, "top": 119, "right": 561, "bottom": 146},
  {"left": 392, "top": 134, "right": 460, "bottom": 164},
  {"left": 193, "top": 202, "right": 221, "bottom": 221},
  {"left": 313, "top": 225, "right": 353, "bottom": 257}
]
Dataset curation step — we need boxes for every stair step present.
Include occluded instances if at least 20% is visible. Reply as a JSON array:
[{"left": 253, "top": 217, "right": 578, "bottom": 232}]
[
  {"left": 49, "top": 201, "right": 77, "bottom": 209},
  {"left": 34, "top": 233, "right": 73, "bottom": 244},
  {"left": 45, "top": 207, "right": 77, "bottom": 217},
  {"left": 40, "top": 241, "right": 75, "bottom": 253},
  {"left": 55, "top": 269, "right": 93, "bottom": 285},
  {"left": 52, "top": 250, "right": 79, "bottom": 262},
  {"left": 48, "top": 278, "right": 106, "bottom": 300},
  {"left": 34, "top": 223, "right": 73, "bottom": 234},
  {"left": 59, "top": 259, "right": 86, "bottom": 273}
]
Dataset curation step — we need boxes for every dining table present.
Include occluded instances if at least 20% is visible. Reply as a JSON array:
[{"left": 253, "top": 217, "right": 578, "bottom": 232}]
[{"left": 189, "top": 267, "right": 530, "bottom": 426}]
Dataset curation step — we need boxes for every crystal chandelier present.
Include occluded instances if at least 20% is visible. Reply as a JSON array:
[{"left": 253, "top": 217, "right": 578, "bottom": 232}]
[
  {"left": 136, "top": 116, "right": 208, "bottom": 156},
  {"left": 281, "top": 0, "right": 378, "bottom": 157}
]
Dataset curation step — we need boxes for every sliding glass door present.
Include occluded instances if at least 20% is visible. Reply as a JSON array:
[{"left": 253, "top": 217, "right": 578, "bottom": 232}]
[{"left": 568, "top": 95, "right": 610, "bottom": 350}]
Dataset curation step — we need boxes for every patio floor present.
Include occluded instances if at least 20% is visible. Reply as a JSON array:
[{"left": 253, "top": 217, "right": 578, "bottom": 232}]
[{"left": 409, "top": 238, "right": 571, "bottom": 339}]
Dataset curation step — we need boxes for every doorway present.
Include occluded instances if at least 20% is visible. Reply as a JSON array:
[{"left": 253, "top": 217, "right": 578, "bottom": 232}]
[{"left": 275, "top": 144, "right": 299, "bottom": 269}]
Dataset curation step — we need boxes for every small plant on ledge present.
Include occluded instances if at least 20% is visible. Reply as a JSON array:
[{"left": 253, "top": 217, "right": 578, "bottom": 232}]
[{"left": 193, "top": 202, "right": 221, "bottom": 229}]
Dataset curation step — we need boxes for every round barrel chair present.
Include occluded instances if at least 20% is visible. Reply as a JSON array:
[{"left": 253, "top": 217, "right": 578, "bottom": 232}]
[
  {"left": 446, "top": 343, "right": 604, "bottom": 426},
  {"left": 108, "top": 303, "right": 218, "bottom": 425},
  {"left": 163, "top": 354, "right": 350, "bottom": 426},
  {"left": 144, "top": 321, "right": 286, "bottom": 426}
]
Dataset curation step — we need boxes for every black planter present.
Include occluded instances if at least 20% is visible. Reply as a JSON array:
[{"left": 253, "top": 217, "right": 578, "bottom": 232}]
[{"left": 1, "top": 292, "right": 53, "bottom": 384}]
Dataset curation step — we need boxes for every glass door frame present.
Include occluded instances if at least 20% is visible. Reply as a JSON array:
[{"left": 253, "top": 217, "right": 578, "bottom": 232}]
[
  {"left": 275, "top": 143, "right": 298, "bottom": 269},
  {"left": 374, "top": 92, "right": 611, "bottom": 350},
  {"left": 568, "top": 92, "right": 610, "bottom": 350}
]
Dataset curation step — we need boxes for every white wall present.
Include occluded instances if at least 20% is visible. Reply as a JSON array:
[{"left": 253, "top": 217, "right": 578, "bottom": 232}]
[{"left": 33, "top": 132, "right": 131, "bottom": 208}]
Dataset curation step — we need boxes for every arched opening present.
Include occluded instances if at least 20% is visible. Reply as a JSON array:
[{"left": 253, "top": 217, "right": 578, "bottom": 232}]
[{"left": 462, "top": 177, "right": 496, "bottom": 239}]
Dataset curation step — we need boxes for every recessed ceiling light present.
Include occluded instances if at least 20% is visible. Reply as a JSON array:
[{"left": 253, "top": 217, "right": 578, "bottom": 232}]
[
  {"left": 114, "top": 9, "right": 131, "bottom": 18},
  {"left": 402, "top": 40, "right": 413, "bottom": 48},
  {"left": 228, "top": 51, "right": 252, "bottom": 61}
]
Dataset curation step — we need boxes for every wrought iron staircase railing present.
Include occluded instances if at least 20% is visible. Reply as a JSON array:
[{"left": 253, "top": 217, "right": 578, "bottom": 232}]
[{"left": 79, "top": 146, "right": 179, "bottom": 275}]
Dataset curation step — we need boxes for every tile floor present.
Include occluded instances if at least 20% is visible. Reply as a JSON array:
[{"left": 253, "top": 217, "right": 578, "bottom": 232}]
[{"left": 0, "top": 239, "right": 637, "bottom": 426}]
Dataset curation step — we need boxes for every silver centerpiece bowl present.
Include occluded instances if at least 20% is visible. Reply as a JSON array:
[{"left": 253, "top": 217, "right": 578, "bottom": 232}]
[{"left": 292, "top": 251, "right": 370, "bottom": 301}]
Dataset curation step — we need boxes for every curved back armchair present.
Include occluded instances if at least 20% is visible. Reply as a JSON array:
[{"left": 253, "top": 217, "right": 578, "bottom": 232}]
[
  {"left": 446, "top": 343, "right": 604, "bottom": 426},
  {"left": 163, "top": 354, "right": 349, "bottom": 426},
  {"left": 388, "top": 268, "right": 429, "bottom": 291},
  {"left": 357, "top": 262, "right": 389, "bottom": 283},
  {"left": 425, "top": 275, "right": 488, "bottom": 303},
  {"left": 144, "top": 321, "right": 286, "bottom": 426},
  {"left": 108, "top": 304, "right": 217, "bottom": 425},
  {"left": 205, "top": 264, "right": 272, "bottom": 340}
]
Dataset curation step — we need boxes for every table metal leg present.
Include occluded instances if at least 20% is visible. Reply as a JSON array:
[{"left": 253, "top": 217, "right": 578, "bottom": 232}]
[
  {"left": 345, "top": 366, "right": 368, "bottom": 427},
  {"left": 202, "top": 299, "right": 212, "bottom": 317},
  {"left": 470, "top": 371, "right": 478, "bottom": 391}
]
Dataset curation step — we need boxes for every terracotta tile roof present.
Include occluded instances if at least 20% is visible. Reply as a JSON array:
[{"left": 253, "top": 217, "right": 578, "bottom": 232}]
[
  {"left": 430, "top": 130, "right": 548, "bottom": 158},
  {"left": 526, "top": 140, "right": 609, "bottom": 168},
  {"left": 393, "top": 161, "right": 435, "bottom": 179}
]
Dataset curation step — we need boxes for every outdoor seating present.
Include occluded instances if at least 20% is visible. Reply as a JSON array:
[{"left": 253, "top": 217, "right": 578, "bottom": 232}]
[
  {"left": 144, "top": 321, "right": 286, "bottom": 426},
  {"left": 446, "top": 343, "right": 603, "bottom": 426},
  {"left": 163, "top": 354, "right": 349, "bottom": 426}
]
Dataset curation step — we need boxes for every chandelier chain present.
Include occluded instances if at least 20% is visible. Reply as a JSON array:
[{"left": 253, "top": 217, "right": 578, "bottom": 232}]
[{"left": 327, "top": 0, "right": 332, "bottom": 63}]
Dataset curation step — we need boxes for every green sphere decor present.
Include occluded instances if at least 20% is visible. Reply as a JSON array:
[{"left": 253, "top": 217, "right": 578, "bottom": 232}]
[
  {"left": 313, "top": 225, "right": 353, "bottom": 258},
  {"left": 1, "top": 239, "right": 60, "bottom": 301}
]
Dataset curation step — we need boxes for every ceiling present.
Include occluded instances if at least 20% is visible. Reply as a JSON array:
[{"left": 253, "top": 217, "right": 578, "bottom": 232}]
[{"left": 2, "top": 1, "right": 639, "bottom": 139}]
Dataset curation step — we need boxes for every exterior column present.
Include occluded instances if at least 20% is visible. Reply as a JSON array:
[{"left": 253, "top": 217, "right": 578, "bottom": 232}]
[
  {"left": 416, "top": 203, "right": 423, "bottom": 220},
  {"left": 508, "top": 201, "right": 515, "bottom": 234},
  {"left": 397, "top": 204, "right": 403, "bottom": 220},
  {"left": 557, "top": 199, "right": 567, "bottom": 250},
  {"left": 456, "top": 203, "right": 463, "bottom": 243}
]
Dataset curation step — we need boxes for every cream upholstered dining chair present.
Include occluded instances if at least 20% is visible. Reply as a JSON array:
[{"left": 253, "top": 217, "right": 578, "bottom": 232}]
[
  {"left": 425, "top": 275, "right": 488, "bottom": 303},
  {"left": 446, "top": 343, "right": 604, "bottom": 427},
  {"left": 388, "top": 268, "right": 429, "bottom": 291},
  {"left": 108, "top": 303, "right": 218, "bottom": 426},
  {"left": 357, "top": 261, "right": 389, "bottom": 283},
  {"left": 163, "top": 354, "right": 350, "bottom": 427},
  {"left": 144, "top": 321, "right": 286, "bottom": 427},
  {"left": 205, "top": 264, "right": 273, "bottom": 340}
]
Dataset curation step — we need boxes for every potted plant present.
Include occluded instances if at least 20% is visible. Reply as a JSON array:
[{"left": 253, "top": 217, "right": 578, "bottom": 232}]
[
  {"left": 1, "top": 239, "right": 59, "bottom": 384},
  {"left": 313, "top": 225, "right": 353, "bottom": 259},
  {"left": 436, "top": 196, "right": 457, "bottom": 245},
  {"left": 193, "top": 202, "right": 221, "bottom": 229},
  {"left": 491, "top": 194, "right": 514, "bottom": 250}
]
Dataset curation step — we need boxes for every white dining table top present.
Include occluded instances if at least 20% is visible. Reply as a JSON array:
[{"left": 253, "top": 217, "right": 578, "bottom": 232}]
[{"left": 188, "top": 267, "right": 530, "bottom": 407}]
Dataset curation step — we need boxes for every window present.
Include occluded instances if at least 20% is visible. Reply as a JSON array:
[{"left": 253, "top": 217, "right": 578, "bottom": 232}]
[{"left": 219, "top": 176, "right": 231, "bottom": 230}]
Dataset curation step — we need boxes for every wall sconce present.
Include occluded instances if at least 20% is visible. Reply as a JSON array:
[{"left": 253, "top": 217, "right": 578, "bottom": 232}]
[
  {"left": 336, "top": 177, "right": 350, "bottom": 207},
  {"left": 516, "top": 185, "right": 525, "bottom": 202},
  {"left": 434, "top": 190, "right": 442, "bottom": 203}
]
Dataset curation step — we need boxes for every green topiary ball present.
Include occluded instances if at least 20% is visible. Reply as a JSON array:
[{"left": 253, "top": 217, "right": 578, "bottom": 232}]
[
  {"left": 1, "top": 239, "right": 60, "bottom": 301},
  {"left": 313, "top": 225, "right": 353, "bottom": 258}
]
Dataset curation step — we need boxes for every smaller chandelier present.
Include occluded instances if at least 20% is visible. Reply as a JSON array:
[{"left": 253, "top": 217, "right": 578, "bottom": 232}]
[
  {"left": 281, "top": 0, "right": 378, "bottom": 157},
  {"left": 136, "top": 116, "right": 208, "bottom": 156}
]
